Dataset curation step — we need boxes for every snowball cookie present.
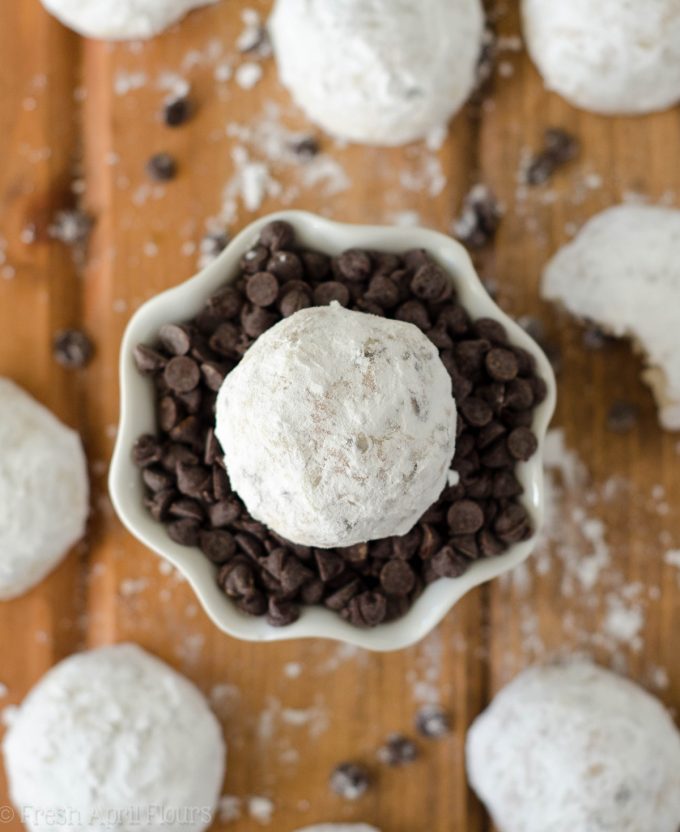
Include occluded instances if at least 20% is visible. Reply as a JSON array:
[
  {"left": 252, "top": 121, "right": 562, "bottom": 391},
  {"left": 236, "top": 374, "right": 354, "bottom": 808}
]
[
  {"left": 269, "top": 0, "right": 485, "bottom": 146},
  {"left": 215, "top": 303, "right": 457, "bottom": 548},
  {"left": 522, "top": 0, "right": 680, "bottom": 115},
  {"left": 3, "top": 644, "right": 226, "bottom": 832},
  {"left": 0, "top": 379, "right": 88, "bottom": 600},
  {"left": 466, "top": 662, "right": 680, "bottom": 832},
  {"left": 40, "top": 0, "right": 218, "bottom": 40},
  {"left": 541, "top": 205, "right": 680, "bottom": 431},
  {"left": 295, "top": 826, "right": 380, "bottom": 832}
]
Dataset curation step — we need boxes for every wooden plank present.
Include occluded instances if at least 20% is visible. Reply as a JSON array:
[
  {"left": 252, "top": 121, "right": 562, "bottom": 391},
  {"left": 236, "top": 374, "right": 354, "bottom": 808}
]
[
  {"left": 482, "top": 1, "right": 680, "bottom": 712},
  {"left": 75, "top": 2, "right": 488, "bottom": 831},
  {"left": 0, "top": 2, "right": 85, "bottom": 825}
]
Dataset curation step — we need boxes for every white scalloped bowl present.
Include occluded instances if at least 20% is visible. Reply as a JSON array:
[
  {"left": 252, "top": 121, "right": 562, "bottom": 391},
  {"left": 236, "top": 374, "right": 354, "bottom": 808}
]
[{"left": 109, "top": 211, "right": 556, "bottom": 651}]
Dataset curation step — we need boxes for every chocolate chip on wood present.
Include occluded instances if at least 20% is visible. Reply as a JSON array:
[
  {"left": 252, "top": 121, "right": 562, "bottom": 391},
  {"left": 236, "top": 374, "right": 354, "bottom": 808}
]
[{"left": 132, "top": 219, "right": 545, "bottom": 628}]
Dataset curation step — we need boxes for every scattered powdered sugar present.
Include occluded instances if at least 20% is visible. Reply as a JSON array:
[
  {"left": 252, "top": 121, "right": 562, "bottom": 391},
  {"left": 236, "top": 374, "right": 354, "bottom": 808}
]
[
  {"left": 218, "top": 795, "right": 242, "bottom": 823},
  {"left": 0, "top": 682, "right": 8, "bottom": 698},
  {"left": 247, "top": 796, "right": 275, "bottom": 825},
  {"left": 235, "top": 62, "right": 263, "bottom": 90}
]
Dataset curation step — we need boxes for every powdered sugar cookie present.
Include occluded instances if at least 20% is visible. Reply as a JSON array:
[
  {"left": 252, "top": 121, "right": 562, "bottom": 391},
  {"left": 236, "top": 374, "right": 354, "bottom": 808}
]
[
  {"left": 0, "top": 379, "right": 89, "bottom": 600},
  {"left": 40, "top": 0, "right": 218, "bottom": 40},
  {"left": 467, "top": 662, "right": 680, "bottom": 832},
  {"left": 3, "top": 644, "right": 226, "bottom": 832},
  {"left": 541, "top": 205, "right": 680, "bottom": 431},
  {"left": 522, "top": 0, "right": 680, "bottom": 114},
  {"left": 269, "top": 0, "right": 485, "bottom": 146}
]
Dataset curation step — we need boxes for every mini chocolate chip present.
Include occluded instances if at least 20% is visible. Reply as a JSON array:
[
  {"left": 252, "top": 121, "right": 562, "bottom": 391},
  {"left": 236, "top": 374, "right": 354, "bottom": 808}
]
[
  {"left": 453, "top": 184, "right": 501, "bottom": 249},
  {"left": 336, "top": 249, "right": 372, "bottom": 282},
  {"left": 53, "top": 329, "right": 93, "bottom": 369},
  {"left": 176, "top": 463, "right": 212, "bottom": 500},
  {"left": 240, "top": 245, "right": 270, "bottom": 274},
  {"left": 145, "top": 488, "right": 175, "bottom": 521},
  {"left": 419, "top": 523, "right": 442, "bottom": 559},
  {"left": 267, "top": 597, "right": 300, "bottom": 627},
  {"left": 241, "top": 305, "right": 279, "bottom": 337},
  {"left": 477, "top": 421, "right": 506, "bottom": 449},
  {"left": 480, "top": 439, "right": 513, "bottom": 469},
  {"left": 507, "top": 427, "right": 538, "bottom": 460},
  {"left": 302, "top": 250, "right": 331, "bottom": 280},
  {"left": 447, "top": 500, "right": 485, "bottom": 534},
  {"left": 133, "top": 344, "right": 167, "bottom": 374},
  {"left": 162, "top": 443, "right": 199, "bottom": 471},
  {"left": 396, "top": 299, "right": 431, "bottom": 330},
  {"left": 169, "top": 498, "right": 204, "bottom": 522},
  {"left": 343, "top": 591, "right": 387, "bottom": 628},
  {"left": 301, "top": 579, "right": 325, "bottom": 604},
  {"left": 459, "top": 396, "right": 493, "bottom": 428},
  {"left": 492, "top": 470, "right": 523, "bottom": 498},
  {"left": 201, "top": 362, "right": 226, "bottom": 392},
  {"left": 415, "top": 705, "right": 451, "bottom": 738},
  {"left": 494, "top": 503, "right": 530, "bottom": 543},
  {"left": 365, "top": 275, "right": 400, "bottom": 308},
  {"left": 199, "top": 530, "right": 236, "bottom": 564},
  {"left": 279, "top": 288, "right": 311, "bottom": 317},
  {"left": 235, "top": 532, "right": 265, "bottom": 560},
  {"left": 526, "top": 128, "right": 579, "bottom": 185},
  {"left": 411, "top": 264, "right": 448, "bottom": 300},
  {"left": 246, "top": 271, "right": 279, "bottom": 307},
  {"left": 478, "top": 528, "right": 505, "bottom": 557},
  {"left": 431, "top": 546, "right": 468, "bottom": 578},
  {"left": 530, "top": 376, "right": 548, "bottom": 405},
  {"left": 380, "top": 560, "right": 415, "bottom": 596},
  {"left": 209, "top": 498, "right": 241, "bottom": 528},
  {"left": 325, "top": 579, "right": 362, "bottom": 611},
  {"left": 291, "top": 135, "right": 320, "bottom": 160},
  {"left": 267, "top": 250, "right": 303, "bottom": 282},
  {"left": 237, "top": 591, "right": 267, "bottom": 616},
  {"left": 164, "top": 356, "right": 200, "bottom": 393},
  {"left": 146, "top": 152, "right": 177, "bottom": 182},
  {"left": 132, "top": 434, "right": 162, "bottom": 467},
  {"left": 219, "top": 560, "right": 255, "bottom": 597},
  {"left": 210, "top": 322, "right": 241, "bottom": 357},
  {"left": 212, "top": 465, "right": 230, "bottom": 500},
  {"left": 403, "top": 249, "right": 431, "bottom": 270},
  {"left": 259, "top": 220, "right": 295, "bottom": 252},
  {"left": 329, "top": 763, "right": 370, "bottom": 800},
  {"left": 606, "top": 401, "right": 638, "bottom": 434},
  {"left": 142, "top": 466, "right": 174, "bottom": 492},
  {"left": 473, "top": 319, "right": 508, "bottom": 344},
  {"left": 159, "top": 323, "right": 191, "bottom": 356},
  {"left": 176, "top": 387, "right": 201, "bottom": 414},
  {"left": 377, "top": 734, "right": 418, "bottom": 767},
  {"left": 455, "top": 339, "right": 490, "bottom": 376},
  {"left": 207, "top": 286, "right": 244, "bottom": 319},
  {"left": 504, "top": 378, "right": 534, "bottom": 411},
  {"left": 163, "top": 94, "right": 191, "bottom": 127},
  {"left": 167, "top": 518, "right": 200, "bottom": 546},
  {"left": 426, "top": 324, "right": 454, "bottom": 350},
  {"left": 313, "top": 281, "right": 351, "bottom": 307},
  {"left": 485, "top": 347, "right": 518, "bottom": 381},
  {"left": 392, "top": 526, "right": 422, "bottom": 559},
  {"left": 315, "top": 550, "right": 346, "bottom": 582}
]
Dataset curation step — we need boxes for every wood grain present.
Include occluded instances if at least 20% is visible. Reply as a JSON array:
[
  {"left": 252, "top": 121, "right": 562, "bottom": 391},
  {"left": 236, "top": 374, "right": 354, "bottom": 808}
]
[{"left": 0, "top": 1, "right": 678, "bottom": 831}]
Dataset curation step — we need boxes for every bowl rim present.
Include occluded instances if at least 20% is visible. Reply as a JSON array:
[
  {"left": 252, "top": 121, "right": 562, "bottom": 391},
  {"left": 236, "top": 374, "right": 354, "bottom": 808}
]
[{"left": 109, "top": 210, "right": 556, "bottom": 652}]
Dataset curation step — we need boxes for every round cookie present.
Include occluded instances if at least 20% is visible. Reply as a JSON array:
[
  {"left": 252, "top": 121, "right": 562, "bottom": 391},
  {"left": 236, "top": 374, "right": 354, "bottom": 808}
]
[
  {"left": 215, "top": 303, "right": 457, "bottom": 548},
  {"left": 295, "top": 827, "right": 379, "bottom": 832},
  {"left": 3, "top": 644, "right": 226, "bottom": 832},
  {"left": 269, "top": 0, "right": 485, "bottom": 146},
  {"left": 0, "top": 379, "right": 88, "bottom": 600},
  {"left": 466, "top": 662, "right": 680, "bottom": 832},
  {"left": 541, "top": 204, "right": 680, "bottom": 431},
  {"left": 40, "top": 0, "right": 218, "bottom": 40},
  {"left": 522, "top": 0, "right": 680, "bottom": 115}
]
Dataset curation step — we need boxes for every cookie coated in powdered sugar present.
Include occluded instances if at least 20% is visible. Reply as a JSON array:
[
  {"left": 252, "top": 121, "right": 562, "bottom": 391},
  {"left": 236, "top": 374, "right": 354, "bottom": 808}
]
[
  {"left": 294, "top": 826, "right": 380, "bottom": 832},
  {"left": 522, "top": 0, "right": 680, "bottom": 115},
  {"left": 0, "top": 378, "right": 89, "bottom": 600},
  {"left": 541, "top": 205, "right": 680, "bottom": 431},
  {"left": 215, "top": 304, "right": 457, "bottom": 549},
  {"left": 39, "top": 0, "right": 218, "bottom": 40},
  {"left": 269, "top": 0, "right": 484, "bottom": 146},
  {"left": 466, "top": 662, "right": 680, "bottom": 832},
  {"left": 2, "top": 644, "right": 226, "bottom": 832}
]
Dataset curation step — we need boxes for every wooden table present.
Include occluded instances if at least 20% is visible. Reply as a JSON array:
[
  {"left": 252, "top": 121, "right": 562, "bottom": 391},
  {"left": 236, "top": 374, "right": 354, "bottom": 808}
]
[{"left": 1, "top": 1, "right": 679, "bottom": 830}]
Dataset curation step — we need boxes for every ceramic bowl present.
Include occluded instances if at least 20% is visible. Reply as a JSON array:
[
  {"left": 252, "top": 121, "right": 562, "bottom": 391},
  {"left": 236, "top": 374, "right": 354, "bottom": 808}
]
[{"left": 109, "top": 211, "right": 556, "bottom": 651}]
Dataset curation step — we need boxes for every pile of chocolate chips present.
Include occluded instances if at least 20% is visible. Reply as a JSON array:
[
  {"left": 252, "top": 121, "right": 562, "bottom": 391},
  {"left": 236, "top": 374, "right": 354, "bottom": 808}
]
[{"left": 132, "top": 221, "right": 547, "bottom": 628}]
